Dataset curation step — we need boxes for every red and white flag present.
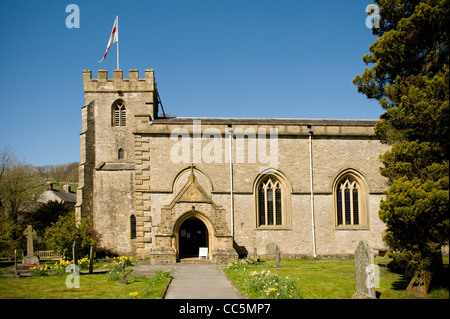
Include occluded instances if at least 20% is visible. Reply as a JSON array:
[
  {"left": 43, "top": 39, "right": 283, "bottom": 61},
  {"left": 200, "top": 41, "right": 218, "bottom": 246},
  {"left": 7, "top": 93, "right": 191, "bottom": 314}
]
[{"left": 99, "top": 16, "right": 119, "bottom": 63}]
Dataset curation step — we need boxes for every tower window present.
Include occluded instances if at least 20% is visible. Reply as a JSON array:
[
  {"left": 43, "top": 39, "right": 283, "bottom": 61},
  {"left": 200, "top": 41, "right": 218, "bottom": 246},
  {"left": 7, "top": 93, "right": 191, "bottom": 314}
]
[
  {"left": 130, "top": 215, "right": 136, "bottom": 239},
  {"left": 118, "top": 148, "right": 125, "bottom": 160},
  {"left": 112, "top": 101, "right": 126, "bottom": 127}
]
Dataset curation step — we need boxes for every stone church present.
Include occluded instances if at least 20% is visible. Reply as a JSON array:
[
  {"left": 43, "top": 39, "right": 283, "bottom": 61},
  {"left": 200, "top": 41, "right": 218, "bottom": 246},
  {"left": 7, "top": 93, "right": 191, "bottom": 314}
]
[{"left": 75, "top": 69, "right": 390, "bottom": 264}]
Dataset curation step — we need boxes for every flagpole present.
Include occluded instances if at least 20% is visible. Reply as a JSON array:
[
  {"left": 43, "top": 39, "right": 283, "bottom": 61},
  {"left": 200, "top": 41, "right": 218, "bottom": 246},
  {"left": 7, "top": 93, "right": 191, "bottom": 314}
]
[{"left": 116, "top": 16, "right": 119, "bottom": 69}]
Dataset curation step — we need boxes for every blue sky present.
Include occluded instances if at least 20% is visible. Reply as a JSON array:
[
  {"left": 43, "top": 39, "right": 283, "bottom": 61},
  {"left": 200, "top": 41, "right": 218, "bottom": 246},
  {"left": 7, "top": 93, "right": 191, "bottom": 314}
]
[{"left": 0, "top": 0, "right": 380, "bottom": 166}]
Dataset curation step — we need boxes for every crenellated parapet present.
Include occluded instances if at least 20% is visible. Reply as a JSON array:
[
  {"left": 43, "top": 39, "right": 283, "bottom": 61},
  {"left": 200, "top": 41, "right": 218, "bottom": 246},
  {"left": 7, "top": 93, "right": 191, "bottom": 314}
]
[{"left": 83, "top": 69, "right": 155, "bottom": 93}]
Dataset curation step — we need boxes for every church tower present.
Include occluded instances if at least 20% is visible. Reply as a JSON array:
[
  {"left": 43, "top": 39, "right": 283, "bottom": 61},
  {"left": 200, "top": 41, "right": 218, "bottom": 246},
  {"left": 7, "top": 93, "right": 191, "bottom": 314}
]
[{"left": 76, "top": 69, "right": 159, "bottom": 254}]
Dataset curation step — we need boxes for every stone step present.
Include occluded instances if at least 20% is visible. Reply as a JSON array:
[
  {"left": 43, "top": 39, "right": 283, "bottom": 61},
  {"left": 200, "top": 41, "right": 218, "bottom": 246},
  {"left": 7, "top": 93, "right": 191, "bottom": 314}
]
[{"left": 178, "top": 257, "right": 211, "bottom": 264}]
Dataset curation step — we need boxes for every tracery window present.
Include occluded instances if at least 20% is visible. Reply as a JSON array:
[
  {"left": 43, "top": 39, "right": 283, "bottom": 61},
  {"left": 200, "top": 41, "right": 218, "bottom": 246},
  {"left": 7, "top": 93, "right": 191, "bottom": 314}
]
[
  {"left": 257, "top": 177, "right": 283, "bottom": 227},
  {"left": 333, "top": 170, "right": 369, "bottom": 229},
  {"left": 336, "top": 178, "right": 359, "bottom": 226}
]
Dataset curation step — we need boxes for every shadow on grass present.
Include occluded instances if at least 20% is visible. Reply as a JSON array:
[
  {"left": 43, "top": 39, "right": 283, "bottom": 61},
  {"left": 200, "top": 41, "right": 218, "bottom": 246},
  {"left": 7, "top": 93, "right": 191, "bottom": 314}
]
[
  {"left": 391, "top": 266, "right": 448, "bottom": 292},
  {"left": 391, "top": 275, "right": 411, "bottom": 290}
]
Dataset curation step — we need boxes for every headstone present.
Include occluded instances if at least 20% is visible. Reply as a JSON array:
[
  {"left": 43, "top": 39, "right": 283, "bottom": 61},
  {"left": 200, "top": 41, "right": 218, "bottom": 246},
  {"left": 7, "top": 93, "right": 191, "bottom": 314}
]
[
  {"left": 265, "top": 242, "right": 277, "bottom": 255},
  {"left": 118, "top": 259, "right": 128, "bottom": 285},
  {"left": 22, "top": 225, "right": 39, "bottom": 265},
  {"left": 353, "top": 241, "right": 376, "bottom": 299},
  {"left": 266, "top": 242, "right": 281, "bottom": 268},
  {"left": 275, "top": 246, "right": 281, "bottom": 268}
]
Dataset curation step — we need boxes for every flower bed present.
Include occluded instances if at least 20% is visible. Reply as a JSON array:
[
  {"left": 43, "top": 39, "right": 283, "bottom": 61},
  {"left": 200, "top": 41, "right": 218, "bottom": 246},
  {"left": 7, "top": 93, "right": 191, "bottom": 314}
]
[
  {"left": 226, "top": 259, "right": 301, "bottom": 299},
  {"left": 245, "top": 270, "right": 301, "bottom": 299},
  {"left": 227, "top": 258, "right": 261, "bottom": 270},
  {"left": 30, "top": 260, "right": 71, "bottom": 276}
]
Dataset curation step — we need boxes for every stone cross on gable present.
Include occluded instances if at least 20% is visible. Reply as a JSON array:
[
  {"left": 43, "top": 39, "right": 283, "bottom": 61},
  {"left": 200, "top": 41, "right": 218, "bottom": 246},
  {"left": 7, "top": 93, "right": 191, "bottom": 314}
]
[
  {"left": 23, "top": 225, "right": 37, "bottom": 257},
  {"left": 188, "top": 163, "right": 197, "bottom": 182}
]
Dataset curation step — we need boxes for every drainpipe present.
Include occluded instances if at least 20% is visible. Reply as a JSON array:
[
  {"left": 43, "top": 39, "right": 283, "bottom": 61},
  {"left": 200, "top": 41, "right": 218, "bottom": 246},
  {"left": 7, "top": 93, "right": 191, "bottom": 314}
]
[
  {"left": 226, "top": 124, "right": 234, "bottom": 238},
  {"left": 307, "top": 125, "right": 317, "bottom": 258}
]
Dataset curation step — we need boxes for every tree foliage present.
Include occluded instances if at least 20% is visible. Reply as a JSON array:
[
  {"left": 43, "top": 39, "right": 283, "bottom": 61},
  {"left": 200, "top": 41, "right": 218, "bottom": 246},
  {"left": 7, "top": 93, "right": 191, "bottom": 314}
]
[
  {"left": 0, "top": 147, "right": 85, "bottom": 259},
  {"left": 354, "top": 0, "right": 448, "bottom": 100},
  {"left": 43, "top": 212, "right": 96, "bottom": 259},
  {"left": 353, "top": 0, "right": 449, "bottom": 296},
  {"left": 0, "top": 147, "right": 40, "bottom": 223},
  {"left": 24, "top": 200, "right": 72, "bottom": 237},
  {"left": 0, "top": 216, "right": 21, "bottom": 257}
]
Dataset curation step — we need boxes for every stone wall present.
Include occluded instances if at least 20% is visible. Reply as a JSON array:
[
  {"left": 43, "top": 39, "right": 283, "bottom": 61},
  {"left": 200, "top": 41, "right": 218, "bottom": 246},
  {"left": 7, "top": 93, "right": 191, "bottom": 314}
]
[
  {"left": 77, "top": 69, "right": 391, "bottom": 262},
  {"left": 136, "top": 118, "right": 390, "bottom": 260}
]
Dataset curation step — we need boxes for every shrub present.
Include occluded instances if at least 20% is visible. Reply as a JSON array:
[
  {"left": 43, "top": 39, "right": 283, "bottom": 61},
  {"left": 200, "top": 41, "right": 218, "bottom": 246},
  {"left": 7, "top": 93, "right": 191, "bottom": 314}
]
[
  {"left": 387, "top": 250, "right": 420, "bottom": 275},
  {"left": 43, "top": 213, "right": 95, "bottom": 258}
]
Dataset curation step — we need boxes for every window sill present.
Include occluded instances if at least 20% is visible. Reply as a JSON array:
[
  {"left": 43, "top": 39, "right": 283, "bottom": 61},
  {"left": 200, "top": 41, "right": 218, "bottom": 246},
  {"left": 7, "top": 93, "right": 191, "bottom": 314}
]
[
  {"left": 334, "top": 225, "right": 369, "bottom": 231},
  {"left": 255, "top": 226, "right": 291, "bottom": 231}
]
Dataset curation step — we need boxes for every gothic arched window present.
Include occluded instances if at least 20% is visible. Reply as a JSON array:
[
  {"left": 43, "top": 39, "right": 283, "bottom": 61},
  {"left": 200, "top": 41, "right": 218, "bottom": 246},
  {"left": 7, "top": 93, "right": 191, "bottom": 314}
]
[
  {"left": 336, "top": 178, "right": 359, "bottom": 226},
  {"left": 333, "top": 170, "right": 369, "bottom": 229},
  {"left": 112, "top": 101, "right": 126, "bottom": 127},
  {"left": 257, "top": 177, "right": 283, "bottom": 227}
]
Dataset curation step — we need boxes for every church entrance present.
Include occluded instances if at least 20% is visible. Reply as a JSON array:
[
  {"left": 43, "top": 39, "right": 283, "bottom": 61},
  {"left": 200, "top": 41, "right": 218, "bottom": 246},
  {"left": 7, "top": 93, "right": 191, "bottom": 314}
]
[{"left": 178, "top": 217, "right": 209, "bottom": 259}]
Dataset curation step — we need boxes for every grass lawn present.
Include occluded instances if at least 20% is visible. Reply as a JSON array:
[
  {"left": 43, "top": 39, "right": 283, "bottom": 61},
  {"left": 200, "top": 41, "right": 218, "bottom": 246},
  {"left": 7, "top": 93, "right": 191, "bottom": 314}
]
[
  {"left": 222, "top": 257, "right": 449, "bottom": 299},
  {"left": 0, "top": 269, "right": 171, "bottom": 299}
]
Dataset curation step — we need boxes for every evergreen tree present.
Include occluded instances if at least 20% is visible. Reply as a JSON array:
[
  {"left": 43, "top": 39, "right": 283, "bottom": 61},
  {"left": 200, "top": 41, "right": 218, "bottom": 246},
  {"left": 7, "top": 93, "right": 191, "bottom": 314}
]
[
  {"left": 353, "top": 0, "right": 448, "bottom": 297},
  {"left": 25, "top": 200, "right": 71, "bottom": 237}
]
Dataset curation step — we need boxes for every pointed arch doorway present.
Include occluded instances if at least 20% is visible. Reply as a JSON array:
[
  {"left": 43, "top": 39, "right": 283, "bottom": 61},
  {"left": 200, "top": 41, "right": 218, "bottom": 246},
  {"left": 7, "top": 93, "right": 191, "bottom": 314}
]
[{"left": 178, "top": 217, "right": 209, "bottom": 259}]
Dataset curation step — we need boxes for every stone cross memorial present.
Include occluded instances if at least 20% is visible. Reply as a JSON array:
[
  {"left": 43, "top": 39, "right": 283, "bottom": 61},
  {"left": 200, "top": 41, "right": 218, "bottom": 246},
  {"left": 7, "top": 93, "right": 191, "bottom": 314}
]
[
  {"left": 22, "top": 225, "right": 39, "bottom": 265},
  {"left": 353, "top": 240, "right": 376, "bottom": 299}
]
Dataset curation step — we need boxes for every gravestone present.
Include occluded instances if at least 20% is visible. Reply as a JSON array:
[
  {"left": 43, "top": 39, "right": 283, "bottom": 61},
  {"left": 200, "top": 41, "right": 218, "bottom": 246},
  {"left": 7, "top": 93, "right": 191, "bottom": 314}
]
[
  {"left": 353, "top": 241, "right": 376, "bottom": 299},
  {"left": 266, "top": 242, "right": 281, "bottom": 268},
  {"left": 275, "top": 246, "right": 281, "bottom": 268},
  {"left": 22, "top": 225, "right": 39, "bottom": 265},
  {"left": 265, "top": 242, "right": 277, "bottom": 257}
]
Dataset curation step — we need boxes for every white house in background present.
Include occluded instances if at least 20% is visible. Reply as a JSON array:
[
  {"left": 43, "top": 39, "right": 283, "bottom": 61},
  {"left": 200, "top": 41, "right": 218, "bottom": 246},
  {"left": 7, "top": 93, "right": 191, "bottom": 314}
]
[{"left": 37, "top": 182, "right": 77, "bottom": 208}]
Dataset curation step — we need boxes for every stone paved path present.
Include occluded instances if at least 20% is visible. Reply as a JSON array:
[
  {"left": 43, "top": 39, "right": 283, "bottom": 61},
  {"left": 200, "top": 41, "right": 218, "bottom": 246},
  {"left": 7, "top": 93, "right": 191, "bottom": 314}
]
[
  {"left": 131, "top": 261, "right": 243, "bottom": 299},
  {"left": 164, "top": 263, "right": 244, "bottom": 299}
]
